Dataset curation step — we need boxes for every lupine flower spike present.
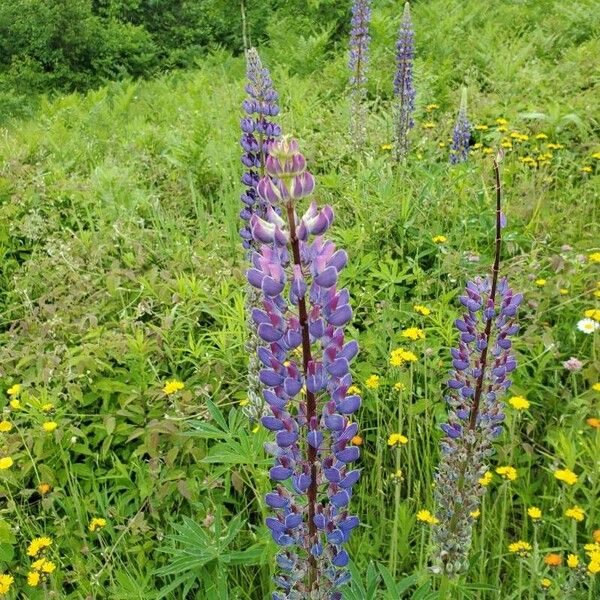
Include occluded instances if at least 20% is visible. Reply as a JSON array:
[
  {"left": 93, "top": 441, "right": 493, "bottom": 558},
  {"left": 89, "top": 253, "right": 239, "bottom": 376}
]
[
  {"left": 240, "top": 48, "right": 282, "bottom": 418},
  {"left": 393, "top": 2, "right": 415, "bottom": 162},
  {"left": 432, "top": 155, "right": 522, "bottom": 575},
  {"left": 450, "top": 87, "right": 471, "bottom": 164},
  {"left": 247, "top": 138, "right": 361, "bottom": 598},
  {"left": 348, "top": 0, "right": 372, "bottom": 150}
]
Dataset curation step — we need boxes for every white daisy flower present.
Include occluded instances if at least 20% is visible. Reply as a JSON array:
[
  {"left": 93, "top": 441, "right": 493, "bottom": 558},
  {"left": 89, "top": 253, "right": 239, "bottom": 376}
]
[{"left": 577, "top": 318, "right": 599, "bottom": 334}]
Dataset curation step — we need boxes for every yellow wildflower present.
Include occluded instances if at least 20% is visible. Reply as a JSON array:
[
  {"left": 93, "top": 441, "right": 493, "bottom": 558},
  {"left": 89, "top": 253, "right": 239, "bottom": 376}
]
[
  {"left": 581, "top": 166, "right": 592, "bottom": 173},
  {"left": 595, "top": 531, "right": 600, "bottom": 544},
  {"left": 0, "top": 457, "right": 13, "bottom": 470},
  {"left": 589, "top": 252, "right": 600, "bottom": 263},
  {"left": 422, "top": 121, "right": 435, "bottom": 129},
  {"left": 416, "top": 510, "right": 439, "bottom": 525},
  {"left": 554, "top": 469, "right": 578, "bottom": 485},
  {"left": 592, "top": 383, "right": 600, "bottom": 392},
  {"left": 438, "top": 141, "right": 447, "bottom": 148},
  {"left": 470, "top": 510, "right": 481, "bottom": 519},
  {"left": 365, "top": 375, "right": 380, "bottom": 389},
  {"left": 9, "top": 399, "right": 20, "bottom": 410},
  {"left": 0, "top": 573, "right": 14, "bottom": 595},
  {"left": 347, "top": 385, "right": 361, "bottom": 395},
  {"left": 472, "top": 142, "right": 483, "bottom": 150},
  {"left": 0, "top": 421, "right": 12, "bottom": 433},
  {"left": 535, "top": 279, "right": 546, "bottom": 287},
  {"left": 381, "top": 143, "right": 393, "bottom": 151},
  {"left": 27, "top": 571, "right": 40, "bottom": 587},
  {"left": 413, "top": 305, "right": 431, "bottom": 316},
  {"left": 567, "top": 554, "right": 579, "bottom": 568},
  {"left": 540, "top": 578, "right": 551, "bottom": 589},
  {"left": 387, "top": 433, "right": 408, "bottom": 447},
  {"left": 432, "top": 235, "right": 447, "bottom": 244},
  {"left": 401, "top": 327, "right": 425, "bottom": 341},
  {"left": 528, "top": 507, "right": 542, "bottom": 520},
  {"left": 474, "top": 125, "right": 488, "bottom": 131},
  {"left": 591, "top": 152, "right": 600, "bottom": 160},
  {"left": 589, "top": 560, "right": 600, "bottom": 575},
  {"left": 162, "top": 379, "right": 184, "bottom": 395},
  {"left": 559, "top": 288, "right": 569, "bottom": 295},
  {"left": 482, "top": 147, "right": 493, "bottom": 155},
  {"left": 546, "top": 142, "right": 563, "bottom": 150},
  {"left": 544, "top": 553, "right": 562, "bottom": 567},
  {"left": 479, "top": 471, "right": 493, "bottom": 486},
  {"left": 394, "top": 382, "right": 406, "bottom": 391},
  {"left": 508, "top": 395, "right": 530, "bottom": 410},
  {"left": 351, "top": 435, "right": 363, "bottom": 446},
  {"left": 496, "top": 466, "right": 517, "bottom": 481},
  {"left": 497, "top": 125, "right": 508, "bottom": 133},
  {"left": 587, "top": 417, "right": 600, "bottom": 428},
  {"left": 500, "top": 141, "right": 513, "bottom": 149},
  {"left": 425, "top": 103, "right": 439, "bottom": 112},
  {"left": 6, "top": 384, "right": 21, "bottom": 396},
  {"left": 238, "top": 398, "right": 250, "bottom": 407},
  {"left": 31, "top": 558, "right": 56, "bottom": 573},
  {"left": 508, "top": 540, "right": 532, "bottom": 555},
  {"left": 584, "top": 309, "right": 600, "bottom": 322},
  {"left": 38, "top": 483, "right": 52, "bottom": 495},
  {"left": 42, "top": 421, "right": 58, "bottom": 433},
  {"left": 565, "top": 506, "right": 585, "bottom": 522},
  {"left": 41, "top": 403, "right": 54, "bottom": 412},
  {"left": 496, "top": 118, "right": 508, "bottom": 126},
  {"left": 89, "top": 517, "right": 107, "bottom": 532},
  {"left": 27, "top": 537, "right": 52, "bottom": 557},
  {"left": 535, "top": 133, "right": 548, "bottom": 140}
]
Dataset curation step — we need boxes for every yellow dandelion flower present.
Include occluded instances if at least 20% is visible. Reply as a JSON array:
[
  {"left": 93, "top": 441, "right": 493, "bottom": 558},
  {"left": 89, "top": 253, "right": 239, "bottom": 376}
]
[
  {"left": 559, "top": 288, "right": 569, "bottom": 295},
  {"left": 567, "top": 554, "right": 579, "bottom": 568},
  {"left": 89, "top": 517, "right": 107, "bottom": 532},
  {"left": 238, "top": 398, "right": 250, "bottom": 407},
  {"left": 541, "top": 578, "right": 551, "bottom": 589},
  {"left": 422, "top": 121, "right": 435, "bottom": 129},
  {"left": 587, "top": 417, "right": 600, "bottom": 428},
  {"left": 581, "top": 166, "right": 592, "bottom": 173},
  {"left": 496, "top": 466, "right": 517, "bottom": 481},
  {"left": 162, "top": 379, "right": 184, "bottom": 395},
  {"left": 394, "top": 382, "right": 406, "bottom": 391},
  {"left": 38, "top": 483, "right": 52, "bottom": 495},
  {"left": 508, "top": 540, "right": 532, "bottom": 555},
  {"left": 592, "top": 383, "right": 600, "bottom": 392},
  {"left": 470, "top": 510, "right": 481, "bottom": 519},
  {"left": 508, "top": 395, "right": 530, "bottom": 410},
  {"left": 482, "top": 147, "right": 493, "bottom": 155},
  {"left": 588, "top": 560, "right": 600, "bottom": 575},
  {"left": 544, "top": 553, "right": 562, "bottom": 567},
  {"left": 565, "top": 506, "right": 585, "bottom": 522},
  {"left": 432, "top": 235, "right": 447, "bottom": 244},
  {"left": 413, "top": 305, "right": 431, "bottom": 316},
  {"left": 472, "top": 142, "right": 483, "bottom": 150},
  {"left": 0, "top": 573, "right": 14, "bottom": 595},
  {"left": 41, "top": 403, "right": 54, "bottom": 412},
  {"left": 27, "top": 571, "right": 40, "bottom": 587},
  {"left": 351, "top": 435, "right": 363, "bottom": 446},
  {"left": 528, "top": 507, "right": 542, "bottom": 520},
  {"left": 0, "top": 421, "right": 13, "bottom": 433},
  {"left": 584, "top": 309, "right": 600, "bottom": 322},
  {"left": 9, "top": 399, "right": 20, "bottom": 410},
  {"left": 546, "top": 142, "right": 563, "bottom": 150},
  {"left": 479, "top": 471, "right": 493, "bottom": 486},
  {"left": 425, "top": 103, "right": 440, "bottom": 112},
  {"left": 387, "top": 433, "right": 408, "bottom": 447},
  {"left": 416, "top": 510, "right": 439, "bottom": 525},
  {"left": 554, "top": 469, "right": 578, "bottom": 485},
  {"left": 40, "top": 560, "right": 56, "bottom": 574},
  {"left": 365, "top": 375, "right": 380, "bottom": 390},
  {"left": 535, "top": 133, "right": 548, "bottom": 140},
  {"left": 6, "top": 384, "right": 21, "bottom": 396},
  {"left": 497, "top": 126, "right": 508, "bottom": 133},
  {"left": 0, "top": 457, "right": 13, "bottom": 470},
  {"left": 27, "top": 537, "right": 52, "bottom": 557},
  {"left": 496, "top": 118, "right": 508, "bottom": 126},
  {"left": 591, "top": 152, "right": 600, "bottom": 160},
  {"left": 474, "top": 124, "right": 488, "bottom": 131},
  {"left": 381, "top": 143, "right": 393, "bottom": 151},
  {"left": 501, "top": 141, "right": 513, "bottom": 149},
  {"left": 535, "top": 279, "right": 547, "bottom": 287},
  {"left": 401, "top": 327, "right": 425, "bottom": 341},
  {"left": 42, "top": 421, "right": 58, "bottom": 433},
  {"left": 347, "top": 385, "right": 361, "bottom": 395},
  {"left": 589, "top": 252, "right": 600, "bottom": 263},
  {"left": 438, "top": 141, "right": 446, "bottom": 148}
]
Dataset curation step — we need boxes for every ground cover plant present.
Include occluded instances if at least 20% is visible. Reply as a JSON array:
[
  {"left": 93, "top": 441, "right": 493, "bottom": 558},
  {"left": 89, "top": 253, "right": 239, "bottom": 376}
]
[{"left": 0, "top": 0, "right": 599, "bottom": 598}]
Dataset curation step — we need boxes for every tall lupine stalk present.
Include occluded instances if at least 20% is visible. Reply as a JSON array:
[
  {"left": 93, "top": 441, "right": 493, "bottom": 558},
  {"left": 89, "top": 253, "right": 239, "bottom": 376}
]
[
  {"left": 348, "top": 0, "right": 372, "bottom": 151},
  {"left": 450, "top": 87, "right": 471, "bottom": 164},
  {"left": 240, "top": 48, "right": 282, "bottom": 417},
  {"left": 247, "top": 139, "right": 361, "bottom": 599},
  {"left": 432, "top": 157, "right": 522, "bottom": 579},
  {"left": 393, "top": 2, "right": 415, "bottom": 162}
]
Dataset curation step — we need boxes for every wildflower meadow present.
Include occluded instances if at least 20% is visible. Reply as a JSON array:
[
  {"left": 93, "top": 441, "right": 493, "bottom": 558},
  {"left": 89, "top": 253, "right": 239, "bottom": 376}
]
[{"left": 0, "top": 0, "right": 599, "bottom": 598}]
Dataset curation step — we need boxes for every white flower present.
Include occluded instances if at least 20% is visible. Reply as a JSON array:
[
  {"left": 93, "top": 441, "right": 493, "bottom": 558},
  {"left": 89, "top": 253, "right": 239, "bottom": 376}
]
[{"left": 577, "top": 318, "right": 599, "bottom": 334}]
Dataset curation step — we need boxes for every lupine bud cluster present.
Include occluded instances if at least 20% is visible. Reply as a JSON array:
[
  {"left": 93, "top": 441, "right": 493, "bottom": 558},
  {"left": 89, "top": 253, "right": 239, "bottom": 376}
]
[
  {"left": 240, "top": 47, "right": 281, "bottom": 250},
  {"left": 247, "top": 139, "right": 361, "bottom": 599},
  {"left": 433, "top": 271, "right": 522, "bottom": 574},
  {"left": 450, "top": 87, "right": 471, "bottom": 164},
  {"left": 348, "top": 0, "right": 372, "bottom": 150},
  {"left": 393, "top": 2, "right": 415, "bottom": 161}
]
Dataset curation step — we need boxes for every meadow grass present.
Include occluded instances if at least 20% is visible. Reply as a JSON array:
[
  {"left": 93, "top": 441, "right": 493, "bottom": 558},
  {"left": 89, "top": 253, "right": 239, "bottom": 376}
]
[{"left": 0, "top": 0, "right": 599, "bottom": 598}]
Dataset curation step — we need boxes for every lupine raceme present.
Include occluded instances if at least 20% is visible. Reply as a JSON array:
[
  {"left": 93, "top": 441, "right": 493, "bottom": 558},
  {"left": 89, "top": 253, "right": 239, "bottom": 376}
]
[
  {"left": 393, "top": 2, "right": 415, "bottom": 161},
  {"left": 450, "top": 87, "right": 471, "bottom": 164},
  {"left": 348, "top": 0, "right": 372, "bottom": 150},
  {"left": 240, "top": 48, "right": 282, "bottom": 418},
  {"left": 432, "top": 156, "right": 522, "bottom": 576},
  {"left": 247, "top": 138, "right": 361, "bottom": 598}
]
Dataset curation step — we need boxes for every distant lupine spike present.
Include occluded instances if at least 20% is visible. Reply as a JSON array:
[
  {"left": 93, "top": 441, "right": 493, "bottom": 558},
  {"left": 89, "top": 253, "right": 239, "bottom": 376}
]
[
  {"left": 240, "top": 47, "right": 281, "bottom": 250},
  {"left": 247, "top": 138, "right": 360, "bottom": 598},
  {"left": 393, "top": 2, "right": 415, "bottom": 161},
  {"left": 348, "top": 0, "right": 372, "bottom": 150},
  {"left": 432, "top": 157, "right": 522, "bottom": 576},
  {"left": 450, "top": 87, "right": 471, "bottom": 164}
]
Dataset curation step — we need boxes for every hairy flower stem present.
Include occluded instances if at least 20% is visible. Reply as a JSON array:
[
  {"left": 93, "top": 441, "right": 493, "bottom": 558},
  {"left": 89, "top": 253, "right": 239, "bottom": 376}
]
[
  {"left": 468, "top": 157, "right": 502, "bottom": 430},
  {"left": 284, "top": 200, "right": 319, "bottom": 589}
]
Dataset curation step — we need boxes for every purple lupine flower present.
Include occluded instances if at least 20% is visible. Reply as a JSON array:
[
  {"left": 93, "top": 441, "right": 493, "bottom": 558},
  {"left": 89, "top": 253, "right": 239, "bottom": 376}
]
[
  {"left": 432, "top": 158, "right": 522, "bottom": 576},
  {"left": 348, "top": 0, "right": 372, "bottom": 150},
  {"left": 240, "top": 47, "right": 282, "bottom": 250},
  {"left": 450, "top": 87, "right": 471, "bottom": 164},
  {"left": 247, "top": 138, "right": 360, "bottom": 597},
  {"left": 393, "top": 2, "right": 415, "bottom": 161}
]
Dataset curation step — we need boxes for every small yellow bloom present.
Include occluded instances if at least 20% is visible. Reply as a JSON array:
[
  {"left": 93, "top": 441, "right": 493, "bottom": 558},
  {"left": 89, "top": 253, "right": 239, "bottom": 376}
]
[
  {"left": 479, "top": 471, "right": 493, "bottom": 486},
  {"left": 0, "top": 421, "right": 13, "bottom": 433},
  {"left": 482, "top": 147, "right": 493, "bottom": 155},
  {"left": 38, "top": 483, "right": 52, "bottom": 495},
  {"left": 438, "top": 141, "right": 446, "bottom": 148},
  {"left": 544, "top": 553, "right": 562, "bottom": 567},
  {"left": 42, "top": 421, "right": 58, "bottom": 433},
  {"left": 9, "top": 399, "right": 20, "bottom": 410},
  {"left": 416, "top": 510, "right": 439, "bottom": 525},
  {"left": 391, "top": 469, "right": 403, "bottom": 481},
  {"left": 393, "top": 382, "right": 406, "bottom": 391},
  {"left": 425, "top": 103, "right": 439, "bottom": 112},
  {"left": 6, "top": 384, "right": 21, "bottom": 396},
  {"left": 347, "top": 385, "right": 361, "bottom": 395},
  {"left": 587, "top": 417, "right": 600, "bottom": 429},
  {"left": 559, "top": 288, "right": 569, "bottom": 295},
  {"left": 413, "top": 305, "right": 431, "bottom": 316},
  {"left": 528, "top": 507, "right": 542, "bottom": 520},
  {"left": 496, "top": 466, "right": 517, "bottom": 481},
  {"left": 500, "top": 141, "right": 512, "bottom": 149},
  {"left": 567, "top": 554, "right": 579, "bottom": 568},
  {"left": 0, "top": 457, "right": 13, "bottom": 470},
  {"left": 472, "top": 142, "right": 483, "bottom": 150},
  {"left": 595, "top": 531, "right": 600, "bottom": 544},
  {"left": 162, "top": 379, "right": 185, "bottom": 395},
  {"left": 508, "top": 395, "right": 530, "bottom": 410},
  {"left": 41, "top": 403, "right": 54, "bottom": 412},
  {"left": 365, "top": 375, "right": 380, "bottom": 390},
  {"left": 238, "top": 398, "right": 250, "bottom": 407},
  {"left": 474, "top": 124, "right": 488, "bottom": 131},
  {"left": 497, "top": 125, "right": 508, "bottom": 133},
  {"left": 89, "top": 517, "right": 107, "bottom": 532},
  {"left": 387, "top": 433, "right": 408, "bottom": 447},
  {"left": 27, "top": 571, "right": 41, "bottom": 587},
  {"left": 401, "top": 327, "right": 425, "bottom": 341},
  {"left": 565, "top": 506, "right": 585, "bottom": 522},
  {"left": 535, "top": 133, "right": 548, "bottom": 140},
  {"left": 508, "top": 540, "right": 532, "bottom": 555},
  {"left": 495, "top": 118, "right": 508, "bottom": 126},
  {"left": 592, "top": 383, "right": 600, "bottom": 392},
  {"left": 554, "top": 469, "right": 578, "bottom": 485},
  {"left": 589, "top": 252, "right": 600, "bottom": 263},
  {"left": 31, "top": 558, "right": 56, "bottom": 574},
  {"left": 351, "top": 435, "right": 363, "bottom": 446},
  {"left": 581, "top": 166, "right": 592, "bottom": 173},
  {"left": 432, "top": 235, "right": 447, "bottom": 244},
  {"left": 540, "top": 578, "right": 551, "bottom": 589},
  {"left": 422, "top": 121, "right": 435, "bottom": 129},
  {"left": 584, "top": 309, "right": 600, "bottom": 322},
  {"left": 27, "top": 537, "right": 52, "bottom": 557},
  {"left": 588, "top": 560, "right": 600, "bottom": 575},
  {"left": 535, "top": 279, "right": 547, "bottom": 287},
  {"left": 390, "top": 348, "right": 418, "bottom": 366},
  {"left": 381, "top": 143, "right": 393, "bottom": 151},
  {"left": 0, "top": 573, "right": 14, "bottom": 595},
  {"left": 591, "top": 152, "right": 600, "bottom": 160},
  {"left": 470, "top": 510, "right": 481, "bottom": 519}
]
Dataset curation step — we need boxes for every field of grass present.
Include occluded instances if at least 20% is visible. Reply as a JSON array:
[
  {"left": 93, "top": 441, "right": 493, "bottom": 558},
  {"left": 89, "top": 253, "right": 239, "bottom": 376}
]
[{"left": 0, "top": 0, "right": 599, "bottom": 598}]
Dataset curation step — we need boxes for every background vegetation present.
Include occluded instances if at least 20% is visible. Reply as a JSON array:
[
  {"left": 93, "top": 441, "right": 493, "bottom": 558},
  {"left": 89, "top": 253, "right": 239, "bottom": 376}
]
[{"left": 0, "top": 0, "right": 599, "bottom": 598}]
